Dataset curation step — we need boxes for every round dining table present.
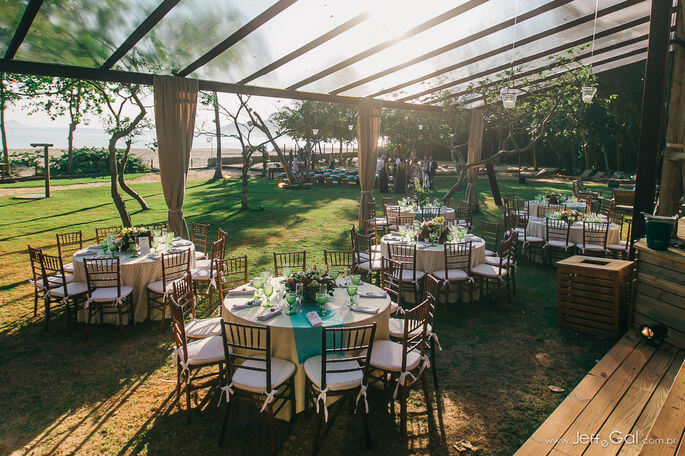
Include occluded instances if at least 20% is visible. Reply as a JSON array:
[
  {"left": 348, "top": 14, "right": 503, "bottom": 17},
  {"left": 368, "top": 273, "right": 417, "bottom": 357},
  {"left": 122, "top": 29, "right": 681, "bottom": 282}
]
[
  {"left": 72, "top": 240, "right": 196, "bottom": 324},
  {"left": 393, "top": 205, "right": 456, "bottom": 221},
  {"left": 379, "top": 233, "right": 487, "bottom": 272},
  {"left": 524, "top": 200, "right": 586, "bottom": 216},
  {"left": 222, "top": 278, "right": 391, "bottom": 418},
  {"left": 525, "top": 216, "right": 621, "bottom": 245}
]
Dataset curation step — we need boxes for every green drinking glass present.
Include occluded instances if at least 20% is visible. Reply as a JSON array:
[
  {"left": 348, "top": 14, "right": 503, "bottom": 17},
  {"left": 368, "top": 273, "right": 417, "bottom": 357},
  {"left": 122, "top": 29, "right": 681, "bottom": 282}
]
[
  {"left": 346, "top": 284, "right": 358, "bottom": 306},
  {"left": 329, "top": 270, "right": 339, "bottom": 280},
  {"left": 350, "top": 274, "right": 361, "bottom": 286},
  {"left": 263, "top": 284, "right": 274, "bottom": 307},
  {"left": 315, "top": 292, "right": 327, "bottom": 316},
  {"left": 285, "top": 292, "right": 297, "bottom": 315}
]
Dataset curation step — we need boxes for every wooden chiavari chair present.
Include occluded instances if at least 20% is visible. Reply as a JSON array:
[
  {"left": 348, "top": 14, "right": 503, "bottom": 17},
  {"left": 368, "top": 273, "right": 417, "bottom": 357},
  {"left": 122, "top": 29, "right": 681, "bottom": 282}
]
[
  {"left": 217, "top": 255, "right": 249, "bottom": 302},
  {"left": 190, "top": 222, "right": 210, "bottom": 260},
  {"left": 543, "top": 218, "right": 575, "bottom": 265},
  {"left": 56, "top": 230, "right": 83, "bottom": 273},
  {"left": 218, "top": 321, "right": 296, "bottom": 454},
  {"left": 388, "top": 243, "right": 424, "bottom": 305},
  {"left": 354, "top": 231, "right": 383, "bottom": 284},
  {"left": 480, "top": 221, "right": 500, "bottom": 257},
  {"left": 192, "top": 237, "right": 226, "bottom": 309},
  {"left": 384, "top": 204, "right": 401, "bottom": 231},
  {"left": 147, "top": 248, "right": 191, "bottom": 329},
  {"left": 433, "top": 241, "right": 472, "bottom": 306},
  {"left": 83, "top": 257, "right": 133, "bottom": 335},
  {"left": 273, "top": 250, "right": 306, "bottom": 276},
  {"left": 471, "top": 236, "right": 513, "bottom": 305},
  {"left": 420, "top": 206, "right": 441, "bottom": 221},
  {"left": 579, "top": 221, "right": 609, "bottom": 257},
  {"left": 323, "top": 250, "right": 354, "bottom": 273},
  {"left": 304, "top": 323, "right": 377, "bottom": 454},
  {"left": 95, "top": 226, "right": 121, "bottom": 244},
  {"left": 40, "top": 250, "right": 88, "bottom": 333},
  {"left": 170, "top": 275, "right": 225, "bottom": 421}
]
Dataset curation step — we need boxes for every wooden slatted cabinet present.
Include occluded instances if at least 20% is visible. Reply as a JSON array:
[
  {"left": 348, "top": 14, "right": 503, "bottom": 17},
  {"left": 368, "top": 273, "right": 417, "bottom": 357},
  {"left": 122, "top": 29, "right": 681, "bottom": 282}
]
[{"left": 556, "top": 256, "right": 635, "bottom": 337}]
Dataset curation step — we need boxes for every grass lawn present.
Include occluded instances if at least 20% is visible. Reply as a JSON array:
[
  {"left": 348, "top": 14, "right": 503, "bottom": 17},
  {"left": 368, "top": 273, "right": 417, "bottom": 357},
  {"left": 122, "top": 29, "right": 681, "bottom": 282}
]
[
  {"left": 0, "top": 173, "right": 148, "bottom": 189},
  {"left": 0, "top": 175, "right": 617, "bottom": 456}
]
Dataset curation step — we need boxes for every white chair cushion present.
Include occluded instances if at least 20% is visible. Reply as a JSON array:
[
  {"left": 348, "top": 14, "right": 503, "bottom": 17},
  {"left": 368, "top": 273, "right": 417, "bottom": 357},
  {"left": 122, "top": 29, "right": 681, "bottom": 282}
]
[
  {"left": 49, "top": 281, "right": 88, "bottom": 298},
  {"left": 191, "top": 268, "right": 217, "bottom": 281},
  {"left": 513, "top": 227, "right": 525, "bottom": 234},
  {"left": 547, "top": 240, "right": 575, "bottom": 249},
  {"left": 397, "top": 269, "right": 425, "bottom": 282},
  {"left": 431, "top": 268, "right": 468, "bottom": 281},
  {"left": 177, "top": 335, "right": 225, "bottom": 366},
  {"left": 358, "top": 259, "right": 383, "bottom": 271},
  {"left": 195, "top": 251, "right": 206, "bottom": 260},
  {"left": 525, "top": 235, "right": 544, "bottom": 243},
  {"left": 146, "top": 280, "right": 175, "bottom": 294},
  {"left": 579, "top": 244, "right": 605, "bottom": 252},
  {"left": 185, "top": 317, "right": 222, "bottom": 339},
  {"left": 303, "top": 355, "right": 363, "bottom": 391},
  {"left": 607, "top": 242, "right": 627, "bottom": 251},
  {"left": 485, "top": 256, "right": 511, "bottom": 267},
  {"left": 389, "top": 318, "right": 432, "bottom": 339},
  {"left": 471, "top": 263, "right": 508, "bottom": 278},
  {"left": 375, "top": 217, "right": 388, "bottom": 226},
  {"left": 91, "top": 285, "right": 133, "bottom": 302},
  {"left": 368, "top": 340, "right": 421, "bottom": 373},
  {"left": 232, "top": 356, "right": 296, "bottom": 393},
  {"left": 63, "top": 262, "right": 74, "bottom": 273},
  {"left": 484, "top": 249, "right": 496, "bottom": 257},
  {"left": 48, "top": 273, "right": 74, "bottom": 286},
  {"left": 195, "top": 259, "right": 212, "bottom": 269},
  {"left": 370, "top": 244, "right": 382, "bottom": 253}
]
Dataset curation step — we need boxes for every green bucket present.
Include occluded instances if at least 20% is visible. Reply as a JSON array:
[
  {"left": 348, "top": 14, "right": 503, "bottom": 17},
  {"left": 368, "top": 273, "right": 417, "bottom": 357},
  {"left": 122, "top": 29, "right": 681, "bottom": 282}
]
[{"left": 643, "top": 214, "right": 677, "bottom": 250}]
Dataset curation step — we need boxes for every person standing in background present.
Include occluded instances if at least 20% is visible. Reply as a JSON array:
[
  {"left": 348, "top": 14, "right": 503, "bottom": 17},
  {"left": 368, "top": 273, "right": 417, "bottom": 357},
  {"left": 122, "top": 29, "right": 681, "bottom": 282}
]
[
  {"left": 379, "top": 158, "right": 389, "bottom": 193},
  {"left": 425, "top": 154, "right": 437, "bottom": 190},
  {"left": 395, "top": 157, "right": 408, "bottom": 194}
]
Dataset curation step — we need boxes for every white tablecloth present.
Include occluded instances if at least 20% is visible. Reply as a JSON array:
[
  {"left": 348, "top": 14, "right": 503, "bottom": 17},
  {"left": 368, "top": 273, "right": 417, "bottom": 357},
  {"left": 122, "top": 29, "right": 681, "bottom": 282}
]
[
  {"left": 72, "top": 241, "right": 196, "bottom": 323},
  {"left": 379, "top": 234, "right": 486, "bottom": 272},
  {"left": 222, "top": 279, "right": 391, "bottom": 418},
  {"left": 394, "top": 205, "right": 456, "bottom": 221},
  {"left": 526, "top": 217, "right": 620, "bottom": 245},
  {"left": 525, "top": 200, "right": 587, "bottom": 216}
]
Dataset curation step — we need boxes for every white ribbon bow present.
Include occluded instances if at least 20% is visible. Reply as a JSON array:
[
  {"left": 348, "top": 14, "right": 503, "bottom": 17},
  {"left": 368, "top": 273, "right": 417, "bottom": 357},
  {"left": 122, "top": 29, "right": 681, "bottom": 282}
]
[
  {"left": 260, "top": 389, "right": 278, "bottom": 413},
  {"left": 316, "top": 387, "right": 329, "bottom": 421},
  {"left": 354, "top": 384, "right": 369, "bottom": 415},
  {"left": 217, "top": 382, "right": 234, "bottom": 406},
  {"left": 393, "top": 354, "right": 431, "bottom": 399},
  {"left": 172, "top": 348, "right": 191, "bottom": 377}
]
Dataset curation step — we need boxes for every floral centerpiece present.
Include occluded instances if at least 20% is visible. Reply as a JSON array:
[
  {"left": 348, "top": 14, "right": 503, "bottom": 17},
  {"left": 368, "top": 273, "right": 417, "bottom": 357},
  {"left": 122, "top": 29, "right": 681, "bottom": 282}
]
[
  {"left": 110, "top": 226, "right": 152, "bottom": 252},
  {"left": 284, "top": 268, "right": 336, "bottom": 300},
  {"left": 545, "top": 191, "right": 564, "bottom": 205},
  {"left": 552, "top": 209, "right": 583, "bottom": 225},
  {"left": 418, "top": 216, "right": 448, "bottom": 243},
  {"left": 411, "top": 177, "right": 430, "bottom": 207}
]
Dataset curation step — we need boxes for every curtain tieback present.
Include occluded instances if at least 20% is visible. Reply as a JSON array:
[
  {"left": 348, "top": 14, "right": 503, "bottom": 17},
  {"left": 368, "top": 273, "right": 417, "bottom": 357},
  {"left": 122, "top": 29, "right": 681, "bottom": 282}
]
[{"left": 169, "top": 209, "right": 183, "bottom": 214}]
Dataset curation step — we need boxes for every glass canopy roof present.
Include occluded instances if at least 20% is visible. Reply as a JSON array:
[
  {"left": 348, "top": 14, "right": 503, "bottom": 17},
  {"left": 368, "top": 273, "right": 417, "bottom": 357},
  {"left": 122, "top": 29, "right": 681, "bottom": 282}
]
[{"left": 0, "top": 0, "right": 665, "bottom": 108}]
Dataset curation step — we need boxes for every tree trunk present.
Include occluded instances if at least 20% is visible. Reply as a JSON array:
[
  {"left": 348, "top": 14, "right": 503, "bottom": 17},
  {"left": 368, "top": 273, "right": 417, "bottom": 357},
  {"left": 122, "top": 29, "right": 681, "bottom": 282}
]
[
  {"left": 109, "top": 139, "right": 132, "bottom": 227},
  {"left": 339, "top": 139, "right": 343, "bottom": 162},
  {"left": 241, "top": 153, "right": 249, "bottom": 210},
  {"left": 249, "top": 110, "right": 296, "bottom": 183},
  {"left": 118, "top": 140, "right": 149, "bottom": 210},
  {"left": 213, "top": 92, "right": 223, "bottom": 180},
  {"left": 532, "top": 144, "right": 538, "bottom": 171},
  {"left": 67, "top": 122, "right": 76, "bottom": 174},
  {"left": 0, "top": 80, "right": 9, "bottom": 173}
]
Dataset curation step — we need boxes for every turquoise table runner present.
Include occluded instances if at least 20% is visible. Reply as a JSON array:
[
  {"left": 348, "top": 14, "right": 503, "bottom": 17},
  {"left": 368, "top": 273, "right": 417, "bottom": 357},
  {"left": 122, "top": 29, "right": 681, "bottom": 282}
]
[{"left": 290, "top": 303, "right": 343, "bottom": 363}]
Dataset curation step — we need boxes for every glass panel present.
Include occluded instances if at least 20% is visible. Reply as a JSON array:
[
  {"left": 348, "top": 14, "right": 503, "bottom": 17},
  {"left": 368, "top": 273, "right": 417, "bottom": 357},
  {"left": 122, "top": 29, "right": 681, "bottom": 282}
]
[
  {"left": 0, "top": 0, "right": 29, "bottom": 55},
  {"left": 126, "top": 0, "right": 277, "bottom": 74},
  {"left": 15, "top": 0, "right": 160, "bottom": 67},
  {"left": 193, "top": 0, "right": 369, "bottom": 84},
  {"left": 216, "top": 0, "right": 475, "bottom": 89},
  {"left": 371, "top": 1, "right": 650, "bottom": 103}
]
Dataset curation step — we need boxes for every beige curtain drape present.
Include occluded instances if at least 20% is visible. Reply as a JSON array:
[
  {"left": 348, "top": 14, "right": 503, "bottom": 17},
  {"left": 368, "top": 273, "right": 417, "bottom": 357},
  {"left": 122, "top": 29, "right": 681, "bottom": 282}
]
[
  {"left": 357, "top": 99, "right": 382, "bottom": 228},
  {"left": 153, "top": 76, "right": 199, "bottom": 239}
]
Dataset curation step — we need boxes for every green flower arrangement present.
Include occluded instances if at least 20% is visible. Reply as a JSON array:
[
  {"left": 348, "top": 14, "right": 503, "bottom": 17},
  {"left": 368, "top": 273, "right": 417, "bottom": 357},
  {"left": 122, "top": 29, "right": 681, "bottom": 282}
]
[{"left": 284, "top": 269, "right": 336, "bottom": 300}]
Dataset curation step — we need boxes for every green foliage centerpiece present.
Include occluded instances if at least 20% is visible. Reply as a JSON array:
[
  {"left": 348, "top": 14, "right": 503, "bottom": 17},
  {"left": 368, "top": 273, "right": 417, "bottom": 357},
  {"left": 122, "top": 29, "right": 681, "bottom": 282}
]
[
  {"left": 411, "top": 177, "right": 430, "bottom": 208},
  {"left": 284, "top": 269, "right": 336, "bottom": 301},
  {"left": 111, "top": 226, "right": 153, "bottom": 252}
]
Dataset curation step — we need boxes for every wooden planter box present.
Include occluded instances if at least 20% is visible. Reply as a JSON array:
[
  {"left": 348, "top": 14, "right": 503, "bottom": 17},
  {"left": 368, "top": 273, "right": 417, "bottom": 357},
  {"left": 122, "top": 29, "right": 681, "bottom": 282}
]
[{"left": 556, "top": 255, "right": 634, "bottom": 337}]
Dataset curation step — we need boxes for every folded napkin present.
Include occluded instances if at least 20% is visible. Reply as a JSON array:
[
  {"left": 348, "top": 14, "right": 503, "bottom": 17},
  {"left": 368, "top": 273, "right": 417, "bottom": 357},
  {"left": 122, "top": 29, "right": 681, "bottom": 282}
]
[
  {"left": 173, "top": 236, "right": 182, "bottom": 241},
  {"left": 349, "top": 305, "right": 379, "bottom": 314},
  {"left": 74, "top": 249, "right": 92, "bottom": 256},
  {"left": 172, "top": 240, "right": 193, "bottom": 247},
  {"left": 417, "top": 244, "right": 429, "bottom": 250},
  {"left": 228, "top": 287, "right": 256, "bottom": 296},
  {"left": 232, "top": 299, "right": 261, "bottom": 310},
  {"left": 306, "top": 311, "right": 323, "bottom": 327},
  {"left": 257, "top": 307, "right": 282, "bottom": 321},
  {"left": 359, "top": 291, "right": 387, "bottom": 298},
  {"left": 148, "top": 254, "right": 161, "bottom": 261}
]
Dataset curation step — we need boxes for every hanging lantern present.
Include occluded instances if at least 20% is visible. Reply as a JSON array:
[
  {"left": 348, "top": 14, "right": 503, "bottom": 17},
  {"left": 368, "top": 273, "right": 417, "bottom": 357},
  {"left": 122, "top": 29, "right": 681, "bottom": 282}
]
[
  {"left": 348, "top": 124, "right": 354, "bottom": 131},
  {"left": 581, "top": 86, "right": 597, "bottom": 103},
  {"left": 501, "top": 88, "right": 518, "bottom": 109},
  {"left": 312, "top": 128, "right": 319, "bottom": 135},
  {"left": 418, "top": 124, "right": 423, "bottom": 130}
]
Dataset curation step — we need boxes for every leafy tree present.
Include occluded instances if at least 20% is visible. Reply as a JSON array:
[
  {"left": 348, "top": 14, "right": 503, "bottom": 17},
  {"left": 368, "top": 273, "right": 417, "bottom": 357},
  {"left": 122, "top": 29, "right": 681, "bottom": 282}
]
[
  {"left": 89, "top": 82, "right": 150, "bottom": 226},
  {"left": 0, "top": 73, "right": 30, "bottom": 174}
]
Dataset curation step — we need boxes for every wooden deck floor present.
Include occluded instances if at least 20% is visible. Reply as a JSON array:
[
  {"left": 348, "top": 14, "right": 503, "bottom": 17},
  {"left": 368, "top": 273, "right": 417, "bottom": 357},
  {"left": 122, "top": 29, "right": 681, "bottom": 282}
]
[{"left": 515, "top": 332, "right": 685, "bottom": 456}]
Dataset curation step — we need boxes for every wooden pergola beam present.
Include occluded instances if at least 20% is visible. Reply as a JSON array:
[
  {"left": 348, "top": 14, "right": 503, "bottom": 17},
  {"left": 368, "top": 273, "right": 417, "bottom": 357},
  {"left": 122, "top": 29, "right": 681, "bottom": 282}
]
[
  {"left": 0, "top": 58, "right": 443, "bottom": 112},
  {"left": 176, "top": 0, "right": 298, "bottom": 78},
  {"left": 101, "top": 0, "right": 182, "bottom": 70},
  {"left": 631, "top": 0, "right": 673, "bottom": 241},
  {"left": 4, "top": 0, "right": 44, "bottom": 59},
  {"left": 369, "top": 0, "right": 646, "bottom": 100},
  {"left": 286, "top": 0, "right": 486, "bottom": 91}
]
